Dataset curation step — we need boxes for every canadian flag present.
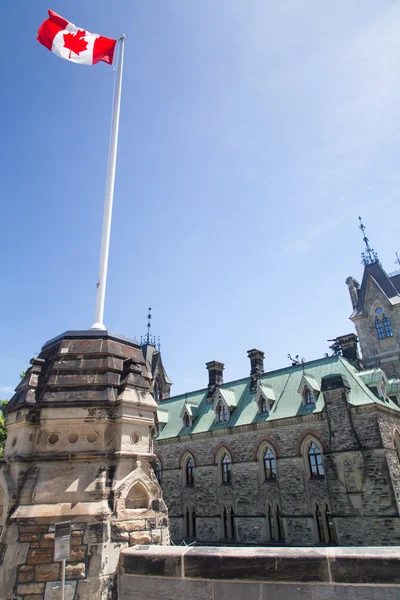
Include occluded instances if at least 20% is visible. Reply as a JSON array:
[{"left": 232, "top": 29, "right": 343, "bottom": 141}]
[{"left": 37, "top": 10, "right": 117, "bottom": 66}]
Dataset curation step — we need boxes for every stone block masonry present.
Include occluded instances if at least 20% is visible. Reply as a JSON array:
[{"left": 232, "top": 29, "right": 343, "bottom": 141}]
[
  {"left": 0, "top": 330, "right": 170, "bottom": 600},
  {"left": 119, "top": 545, "right": 400, "bottom": 600}
]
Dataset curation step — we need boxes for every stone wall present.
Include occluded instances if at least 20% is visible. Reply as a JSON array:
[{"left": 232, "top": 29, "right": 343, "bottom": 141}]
[
  {"left": 352, "top": 277, "right": 400, "bottom": 378},
  {"left": 156, "top": 399, "right": 400, "bottom": 546},
  {"left": 119, "top": 545, "right": 400, "bottom": 600}
]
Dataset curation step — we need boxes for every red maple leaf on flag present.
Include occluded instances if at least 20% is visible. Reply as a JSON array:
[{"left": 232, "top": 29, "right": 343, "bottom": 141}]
[{"left": 63, "top": 30, "right": 88, "bottom": 59}]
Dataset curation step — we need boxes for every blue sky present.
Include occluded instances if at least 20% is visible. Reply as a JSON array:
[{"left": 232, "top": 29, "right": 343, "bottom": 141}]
[{"left": 2, "top": 1, "right": 400, "bottom": 398}]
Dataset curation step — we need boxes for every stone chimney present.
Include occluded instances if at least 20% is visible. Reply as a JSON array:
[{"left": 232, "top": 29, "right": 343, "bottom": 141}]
[
  {"left": 206, "top": 360, "right": 224, "bottom": 400},
  {"left": 247, "top": 349, "right": 265, "bottom": 392},
  {"left": 336, "top": 333, "right": 362, "bottom": 370},
  {"left": 346, "top": 277, "right": 360, "bottom": 310}
]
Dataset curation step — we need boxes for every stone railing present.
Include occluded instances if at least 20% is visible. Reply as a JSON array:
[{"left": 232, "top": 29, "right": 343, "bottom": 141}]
[{"left": 119, "top": 545, "right": 400, "bottom": 599}]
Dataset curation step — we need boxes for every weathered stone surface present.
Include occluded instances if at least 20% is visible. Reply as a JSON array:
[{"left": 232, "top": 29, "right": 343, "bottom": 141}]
[
  {"left": 17, "top": 582, "right": 45, "bottom": 595},
  {"left": 18, "top": 564, "right": 34, "bottom": 582},
  {"left": 65, "top": 561, "right": 85, "bottom": 580},
  {"left": 120, "top": 575, "right": 213, "bottom": 600},
  {"left": 20, "top": 526, "right": 48, "bottom": 534},
  {"left": 35, "top": 563, "right": 60, "bottom": 581},
  {"left": 70, "top": 545, "right": 87, "bottom": 561},
  {"left": 213, "top": 582, "right": 312, "bottom": 600},
  {"left": 129, "top": 532, "right": 152, "bottom": 545},
  {"left": 39, "top": 533, "right": 55, "bottom": 548},
  {"left": 123, "top": 547, "right": 184, "bottom": 577},
  {"left": 27, "top": 548, "right": 54, "bottom": 564},
  {"left": 20, "top": 533, "right": 41, "bottom": 542},
  {"left": 184, "top": 547, "right": 330, "bottom": 582},
  {"left": 330, "top": 555, "right": 400, "bottom": 584},
  {"left": 314, "top": 585, "right": 400, "bottom": 599}
]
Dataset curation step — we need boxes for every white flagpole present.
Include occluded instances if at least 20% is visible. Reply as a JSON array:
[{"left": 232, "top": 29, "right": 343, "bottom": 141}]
[{"left": 91, "top": 34, "right": 125, "bottom": 330}]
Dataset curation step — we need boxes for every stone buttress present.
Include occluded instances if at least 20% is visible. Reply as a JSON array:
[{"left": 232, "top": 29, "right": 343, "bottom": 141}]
[{"left": 0, "top": 330, "right": 169, "bottom": 600}]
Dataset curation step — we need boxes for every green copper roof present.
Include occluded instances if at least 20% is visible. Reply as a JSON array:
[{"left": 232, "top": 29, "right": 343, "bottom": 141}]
[{"left": 156, "top": 356, "right": 400, "bottom": 440}]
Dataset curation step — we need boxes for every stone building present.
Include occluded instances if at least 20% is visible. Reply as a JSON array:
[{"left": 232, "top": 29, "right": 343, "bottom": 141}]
[
  {"left": 154, "top": 233, "right": 400, "bottom": 546},
  {"left": 0, "top": 330, "right": 168, "bottom": 600}
]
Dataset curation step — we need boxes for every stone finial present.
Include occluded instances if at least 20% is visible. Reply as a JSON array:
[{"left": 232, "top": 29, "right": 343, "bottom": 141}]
[{"left": 346, "top": 277, "right": 360, "bottom": 310}]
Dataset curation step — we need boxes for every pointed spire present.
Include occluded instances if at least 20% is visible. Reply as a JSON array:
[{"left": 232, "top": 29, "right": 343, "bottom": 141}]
[
  {"left": 140, "top": 307, "right": 161, "bottom": 348},
  {"left": 358, "top": 216, "right": 380, "bottom": 266},
  {"left": 146, "top": 307, "right": 152, "bottom": 344}
]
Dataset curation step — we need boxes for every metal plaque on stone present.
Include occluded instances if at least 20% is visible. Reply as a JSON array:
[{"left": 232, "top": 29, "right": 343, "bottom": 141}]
[{"left": 54, "top": 521, "right": 71, "bottom": 561}]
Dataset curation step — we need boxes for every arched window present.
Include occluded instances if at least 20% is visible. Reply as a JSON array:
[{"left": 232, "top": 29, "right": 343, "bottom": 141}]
[
  {"left": 394, "top": 433, "right": 400, "bottom": 462},
  {"left": 183, "top": 413, "right": 191, "bottom": 428},
  {"left": 217, "top": 403, "right": 229, "bottom": 423},
  {"left": 315, "top": 504, "right": 325, "bottom": 542},
  {"left": 263, "top": 447, "right": 277, "bottom": 481},
  {"left": 154, "top": 379, "right": 161, "bottom": 403},
  {"left": 276, "top": 506, "right": 284, "bottom": 540},
  {"left": 154, "top": 460, "right": 162, "bottom": 485},
  {"left": 185, "top": 508, "right": 190, "bottom": 538},
  {"left": 375, "top": 316, "right": 385, "bottom": 339},
  {"left": 325, "top": 505, "right": 337, "bottom": 544},
  {"left": 221, "top": 453, "right": 232, "bottom": 484},
  {"left": 223, "top": 507, "right": 228, "bottom": 538},
  {"left": 267, "top": 505, "right": 275, "bottom": 541},
  {"left": 308, "top": 441, "right": 325, "bottom": 478},
  {"left": 192, "top": 510, "right": 197, "bottom": 538},
  {"left": 259, "top": 397, "right": 269, "bottom": 414},
  {"left": 304, "top": 388, "right": 314, "bottom": 405},
  {"left": 383, "top": 314, "right": 393, "bottom": 337},
  {"left": 186, "top": 457, "right": 195, "bottom": 486}
]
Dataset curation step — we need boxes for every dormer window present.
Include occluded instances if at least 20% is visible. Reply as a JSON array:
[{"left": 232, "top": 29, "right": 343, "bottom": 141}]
[
  {"left": 304, "top": 387, "right": 315, "bottom": 405},
  {"left": 217, "top": 402, "right": 229, "bottom": 423},
  {"left": 259, "top": 397, "right": 269, "bottom": 414},
  {"left": 298, "top": 374, "right": 320, "bottom": 406},
  {"left": 183, "top": 413, "right": 191, "bottom": 428}
]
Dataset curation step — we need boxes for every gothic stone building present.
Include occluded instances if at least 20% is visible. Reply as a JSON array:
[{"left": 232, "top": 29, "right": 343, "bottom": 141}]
[{"left": 153, "top": 251, "right": 400, "bottom": 546}]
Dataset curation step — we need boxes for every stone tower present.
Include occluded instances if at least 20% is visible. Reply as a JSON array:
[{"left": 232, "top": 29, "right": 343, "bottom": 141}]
[
  {"left": 346, "top": 219, "right": 400, "bottom": 379},
  {"left": 0, "top": 330, "right": 168, "bottom": 600},
  {"left": 346, "top": 262, "right": 400, "bottom": 379}
]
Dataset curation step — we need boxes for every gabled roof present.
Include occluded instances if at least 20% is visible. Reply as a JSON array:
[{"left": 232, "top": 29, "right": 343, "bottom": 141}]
[
  {"left": 258, "top": 382, "right": 276, "bottom": 402},
  {"left": 352, "top": 262, "right": 400, "bottom": 317},
  {"left": 157, "top": 409, "right": 169, "bottom": 424},
  {"left": 155, "top": 356, "right": 400, "bottom": 441},
  {"left": 297, "top": 373, "right": 321, "bottom": 394},
  {"left": 219, "top": 389, "right": 237, "bottom": 408},
  {"left": 180, "top": 403, "right": 198, "bottom": 419}
]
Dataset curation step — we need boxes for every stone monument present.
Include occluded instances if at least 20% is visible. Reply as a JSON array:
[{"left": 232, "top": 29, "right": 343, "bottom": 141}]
[{"left": 0, "top": 329, "right": 168, "bottom": 599}]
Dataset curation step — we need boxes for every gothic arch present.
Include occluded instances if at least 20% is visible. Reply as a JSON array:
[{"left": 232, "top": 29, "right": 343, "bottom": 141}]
[
  {"left": 252, "top": 435, "right": 281, "bottom": 460},
  {"left": 177, "top": 447, "right": 199, "bottom": 469},
  {"left": 125, "top": 481, "right": 150, "bottom": 510},
  {"left": 211, "top": 441, "right": 235, "bottom": 463},
  {"left": 154, "top": 451, "right": 165, "bottom": 470},
  {"left": 295, "top": 429, "right": 328, "bottom": 456}
]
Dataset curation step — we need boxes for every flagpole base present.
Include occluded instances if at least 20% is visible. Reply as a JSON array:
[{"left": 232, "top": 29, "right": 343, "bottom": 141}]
[{"left": 90, "top": 322, "right": 106, "bottom": 330}]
